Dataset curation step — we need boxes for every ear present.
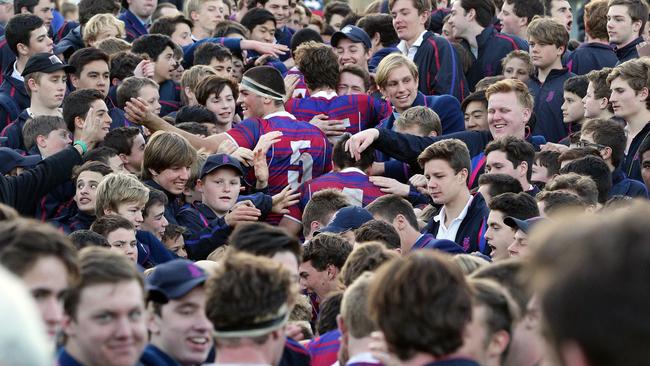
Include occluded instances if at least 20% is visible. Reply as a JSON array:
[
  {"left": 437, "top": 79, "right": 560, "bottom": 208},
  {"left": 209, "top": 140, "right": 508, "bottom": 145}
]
[
  {"left": 419, "top": 9, "right": 430, "bottom": 25},
  {"left": 560, "top": 341, "right": 592, "bottom": 366},
  {"left": 458, "top": 168, "right": 469, "bottom": 183},
  {"left": 196, "top": 178, "right": 205, "bottom": 193},
  {"left": 20, "top": 6, "right": 29, "bottom": 13},
  {"left": 557, "top": 45, "right": 566, "bottom": 57},
  {"left": 598, "top": 97, "right": 610, "bottom": 110},
  {"left": 148, "top": 168, "right": 159, "bottom": 178},
  {"left": 371, "top": 33, "right": 381, "bottom": 47},
  {"left": 69, "top": 74, "right": 80, "bottom": 88},
  {"left": 309, "top": 221, "right": 321, "bottom": 235},
  {"left": 74, "top": 115, "right": 85, "bottom": 131},
  {"left": 118, "top": 153, "right": 130, "bottom": 165},
  {"left": 104, "top": 207, "right": 116, "bottom": 216},
  {"left": 16, "top": 42, "right": 29, "bottom": 57},
  {"left": 35, "top": 134, "right": 48, "bottom": 148},
  {"left": 487, "top": 330, "right": 511, "bottom": 358},
  {"left": 394, "top": 214, "right": 406, "bottom": 231},
  {"left": 601, "top": 146, "right": 613, "bottom": 162},
  {"left": 428, "top": 130, "right": 438, "bottom": 137},
  {"left": 336, "top": 314, "right": 347, "bottom": 336},
  {"left": 27, "top": 77, "right": 39, "bottom": 93},
  {"left": 518, "top": 161, "right": 528, "bottom": 180},
  {"left": 61, "top": 314, "right": 75, "bottom": 337},
  {"left": 326, "top": 263, "right": 339, "bottom": 279},
  {"left": 467, "top": 8, "right": 476, "bottom": 21},
  {"left": 147, "top": 308, "right": 162, "bottom": 334},
  {"left": 640, "top": 87, "right": 649, "bottom": 100},
  {"left": 633, "top": 19, "right": 643, "bottom": 35},
  {"left": 522, "top": 107, "right": 532, "bottom": 123}
]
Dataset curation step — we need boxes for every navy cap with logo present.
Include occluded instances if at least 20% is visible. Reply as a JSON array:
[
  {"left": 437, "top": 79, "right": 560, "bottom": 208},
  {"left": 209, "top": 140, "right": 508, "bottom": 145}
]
[
  {"left": 146, "top": 259, "right": 207, "bottom": 303},
  {"left": 21, "top": 53, "right": 75, "bottom": 77},
  {"left": 503, "top": 216, "right": 545, "bottom": 234},
  {"left": 200, "top": 153, "right": 244, "bottom": 179},
  {"left": 331, "top": 25, "right": 372, "bottom": 49},
  {"left": 318, "top": 206, "right": 374, "bottom": 234},
  {"left": 0, "top": 147, "right": 41, "bottom": 175}
]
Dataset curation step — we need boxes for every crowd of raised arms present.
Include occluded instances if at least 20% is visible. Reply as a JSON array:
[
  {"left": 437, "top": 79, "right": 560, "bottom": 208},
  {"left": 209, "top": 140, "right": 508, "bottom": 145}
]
[{"left": 0, "top": 0, "right": 649, "bottom": 365}]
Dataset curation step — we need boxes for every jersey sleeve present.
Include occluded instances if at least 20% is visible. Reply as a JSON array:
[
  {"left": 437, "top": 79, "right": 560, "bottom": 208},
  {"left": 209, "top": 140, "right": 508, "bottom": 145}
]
[{"left": 225, "top": 118, "right": 261, "bottom": 149}]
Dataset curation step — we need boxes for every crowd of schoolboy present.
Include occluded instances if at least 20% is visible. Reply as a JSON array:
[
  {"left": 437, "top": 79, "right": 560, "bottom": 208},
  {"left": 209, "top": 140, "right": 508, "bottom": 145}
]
[{"left": 0, "top": 0, "right": 648, "bottom": 365}]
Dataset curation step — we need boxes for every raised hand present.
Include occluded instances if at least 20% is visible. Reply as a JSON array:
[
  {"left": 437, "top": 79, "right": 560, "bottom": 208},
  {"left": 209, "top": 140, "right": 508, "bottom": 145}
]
[
  {"left": 346, "top": 129, "right": 380, "bottom": 161},
  {"left": 133, "top": 59, "right": 155, "bottom": 79},
  {"left": 309, "top": 114, "right": 347, "bottom": 137},
  {"left": 77, "top": 107, "right": 106, "bottom": 150},
  {"left": 224, "top": 203, "right": 261, "bottom": 227},
  {"left": 369, "top": 176, "right": 410, "bottom": 197},
  {"left": 271, "top": 186, "right": 300, "bottom": 214}
]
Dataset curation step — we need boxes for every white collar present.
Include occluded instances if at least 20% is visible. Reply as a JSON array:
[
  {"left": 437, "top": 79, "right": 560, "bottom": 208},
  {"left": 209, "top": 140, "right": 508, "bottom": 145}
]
[
  {"left": 346, "top": 352, "right": 380, "bottom": 364},
  {"left": 397, "top": 30, "right": 427, "bottom": 54},
  {"left": 311, "top": 90, "right": 338, "bottom": 99},
  {"left": 433, "top": 195, "right": 474, "bottom": 224},
  {"left": 12, "top": 61, "right": 24, "bottom": 82},
  {"left": 263, "top": 111, "right": 296, "bottom": 119},
  {"left": 339, "top": 167, "right": 366, "bottom": 175}
]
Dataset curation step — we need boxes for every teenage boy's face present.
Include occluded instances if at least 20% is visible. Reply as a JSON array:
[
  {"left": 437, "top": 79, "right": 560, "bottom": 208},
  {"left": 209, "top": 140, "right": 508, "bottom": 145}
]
[
  {"left": 205, "top": 86, "right": 236, "bottom": 125},
  {"left": 63, "top": 281, "right": 146, "bottom": 366},
  {"left": 124, "top": 133, "right": 146, "bottom": 174},
  {"left": 561, "top": 91, "right": 585, "bottom": 123},
  {"left": 337, "top": 71, "right": 367, "bottom": 95},
  {"left": 195, "top": 0, "right": 225, "bottom": 33},
  {"left": 26, "top": 26, "right": 54, "bottom": 55},
  {"left": 507, "top": 229, "right": 530, "bottom": 257},
  {"left": 154, "top": 166, "right": 191, "bottom": 195},
  {"left": 502, "top": 58, "right": 530, "bottom": 83},
  {"left": 484, "top": 210, "right": 515, "bottom": 261},
  {"left": 237, "top": 87, "right": 265, "bottom": 118},
  {"left": 264, "top": 0, "right": 290, "bottom": 26},
  {"left": 609, "top": 77, "right": 648, "bottom": 118},
  {"left": 75, "top": 170, "right": 104, "bottom": 215},
  {"left": 128, "top": 0, "right": 156, "bottom": 19},
  {"left": 498, "top": 2, "right": 526, "bottom": 36},
  {"left": 231, "top": 58, "right": 244, "bottom": 81},
  {"left": 531, "top": 162, "right": 550, "bottom": 183},
  {"left": 110, "top": 201, "right": 145, "bottom": 229},
  {"left": 528, "top": 38, "right": 563, "bottom": 70},
  {"left": 150, "top": 287, "right": 214, "bottom": 365},
  {"left": 391, "top": 0, "right": 429, "bottom": 43},
  {"left": 380, "top": 65, "right": 418, "bottom": 113},
  {"left": 582, "top": 82, "right": 606, "bottom": 118},
  {"left": 251, "top": 20, "right": 276, "bottom": 43},
  {"left": 73, "top": 60, "right": 110, "bottom": 97},
  {"left": 641, "top": 150, "right": 650, "bottom": 190},
  {"left": 106, "top": 228, "right": 138, "bottom": 263},
  {"left": 34, "top": 70, "right": 67, "bottom": 109},
  {"left": 487, "top": 91, "right": 529, "bottom": 139},
  {"left": 199, "top": 167, "right": 241, "bottom": 215},
  {"left": 549, "top": 0, "right": 572, "bottom": 33},
  {"left": 42, "top": 128, "right": 72, "bottom": 157},
  {"left": 154, "top": 46, "right": 177, "bottom": 83},
  {"left": 139, "top": 85, "right": 162, "bottom": 116},
  {"left": 486, "top": 150, "right": 524, "bottom": 182},
  {"left": 464, "top": 100, "right": 488, "bottom": 131},
  {"left": 448, "top": 1, "right": 470, "bottom": 39},
  {"left": 164, "top": 235, "right": 187, "bottom": 258},
  {"left": 607, "top": 4, "right": 640, "bottom": 46},
  {"left": 22, "top": 256, "right": 69, "bottom": 340},
  {"left": 209, "top": 57, "right": 233, "bottom": 78},
  {"left": 171, "top": 22, "right": 193, "bottom": 47},
  {"left": 141, "top": 203, "right": 168, "bottom": 239},
  {"left": 424, "top": 159, "right": 466, "bottom": 205},
  {"left": 87, "top": 99, "right": 112, "bottom": 139},
  {"left": 335, "top": 38, "right": 370, "bottom": 70},
  {"left": 30, "top": 0, "right": 54, "bottom": 28}
]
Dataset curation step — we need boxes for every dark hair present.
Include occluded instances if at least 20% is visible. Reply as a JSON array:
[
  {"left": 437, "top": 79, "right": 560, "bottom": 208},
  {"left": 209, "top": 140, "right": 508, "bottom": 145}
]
[
  {"left": 366, "top": 194, "right": 419, "bottom": 230},
  {"left": 340, "top": 242, "right": 398, "bottom": 286},
  {"left": 638, "top": 132, "right": 650, "bottom": 163},
  {"left": 131, "top": 34, "right": 176, "bottom": 62},
  {"left": 109, "top": 51, "right": 143, "bottom": 83},
  {"left": 240, "top": 8, "right": 276, "bottom": 31},
  {"left": 161, "top": 223, "right": 186, "bottom": 243},
  {"left": 230, "top": 222, "right": 302, "bottom": 262},
  {"left": 559, "top": 155, "right": 612, "bottom": 203},
  {"left": 302, "top": 189, "right": 350, "bottom": 238},
  {"left": 5, "top": 14, "right": 43, "bottom": 55},
  {"left": 195, "top": 75, "right": 239, "bottom": 106},
  {"left": 478, "top": 173, "right": 524, "bottom": 196},
  {"left": 504, "top": 0, "right": 544, "bottom": 23},
  {"left": 242, "top": 66, "right": 286, "bottom": 104},
  {"left": 91, "top": 214, "right": 135, "bottom": 238},
  {"left": 14, "top": 0, "right": 43, "bottom": 14},
  {"left": 176, "top": 122, "right": 209, "bottom": 136},
  {"left": 82, "top": 146, "right": 119, "bottom": 164},
  {"left": 150, "top": 15, "right": 193, "bottom": 37},
  {"left": 369, "top": 251, "right": 472, "bottom": 360},
  {"left": 175, "top": 105, "right": 219, "bottom": 125},
  {"left": 303, "top": 233, "right": 353, "bottom": 271},
  {"left": 557, "top": 146, "right": 601, "bottom": 164},
  {"left": 103, "top": 127, "right": 141, "bottom": 156},
  {"left": 295, "top": 41, "right": 339, "bottom": 91},
  {"left": 460, "top": 0, "right": 495, "bottom": 27},
  {"left": 580, "top": 118, "right": 626, "bottom": 168},
  {"left": 357, "top": 14, "right": 399, "bottom": 47},
  {"left": 471, "top": 259, "right": 530, "bottom": 315},
  {"left": 484, "top": 136, "right": 536, "bottom": 181},
  {"left": 488, "top": 192, "right": 539, "bottom": 219},
  {"left": 62, "top": 89, "right": 105, "bottom": 133},
  {"left": 0, "top": 219, "right": 78, "bottom": 279},
  {"left": 324, "top": 1, "right": 351, "bottom": 25},
  {"left": 534, "top": 151, "right": 561, "bottom": 178},
  {"left": 289, "top": 27, "right": 324, "bottom": 55},
  {"left": 339, "top": 64, "right": 372, "bottom": 92},
  {"left": 316, "top": 291, "right": 343, "bottom": 335},
  {"left": 354, "top": 220, "right": 401, "bottom": 250},
  {"left": 68, "top": 230, "right": 109, "bottom": 250},
  {"left": 71, "top": 160, "right": 113, "bottom": 182},
  {"left": 214, "top": 20, "right": 250, "bottom": 38},
  {"left": 460, "top": 90, "right": 487, "bottom": 112},
  {"left": 194, "top": 43, "right": 233, "bottom": 66},
  {"left": 563, "top": 75, "right": 588, "bottom": 98},
  {"left": 535, "top": 190, "right": 586, "bottom": 215},
  {"left": 332, "top": 133, "right": 374, "bottom": 171},
  {"left": 143, "top": 188, "right": 169, "bottom": 218},
  {"left": 78, "top": 0, "right": 120, "bottom": 26},
  {"left": 68, "top": 47, "right": 110, "bottom": 78}
]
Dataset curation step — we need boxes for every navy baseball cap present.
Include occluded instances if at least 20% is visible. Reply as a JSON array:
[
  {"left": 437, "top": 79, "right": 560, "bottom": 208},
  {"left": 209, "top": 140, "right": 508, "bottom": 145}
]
[
  {"left": 200, "top": 153, "right": 244, "bottom": 179},
  {"left": 146, "top": 259, "right": 208, "bottom": 303},
  {"left": 0, "top": 148, "right": 41, "bottom": 175},
  {"left": 319, "top": 206, "right": 373, "bottom": 234},
  {"left": 21, "top": 53, "right": 74, "bottom": 77},
  {"left": 331, "top": 25, "right": 372, "bottom": 49},
  {"left": 503, "top": 216, "right": 545, "bottom": 234}
]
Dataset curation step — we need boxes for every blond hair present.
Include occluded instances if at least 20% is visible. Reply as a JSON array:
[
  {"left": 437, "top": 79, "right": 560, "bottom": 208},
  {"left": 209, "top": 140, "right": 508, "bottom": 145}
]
[
  {"left": 181, "top": 65, "right": 217, "bottom": 105},
  {"left": 485, "top": 78, "right": 534, "bottom": 110},
  {"left": 82, "top": 14, "right": 125, "bottom": 45},
  {"left": 375, "top": 53, "right": 419, "bottom": 89},
  {"left": 95, "top": 173, "right": 150, "bottom": 217}
]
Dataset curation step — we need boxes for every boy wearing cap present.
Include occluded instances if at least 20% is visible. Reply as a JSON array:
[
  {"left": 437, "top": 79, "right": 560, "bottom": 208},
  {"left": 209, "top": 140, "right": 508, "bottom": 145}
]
[
  {"left": 504, "top": 215, "right": 544, "bottom": 258},
  {"left": 484, "top": 192, "right": 539, "bottom": 261},
  {"left": 317, "top": 206, "right": 374, "bottom": 244},
  {"left": 141, "top": 259, "right": 214, "bottom": 366},
  {"left": 332, "top": 25, "right": 372, "bottom": 72},
  {"left": 0, "top": 146, "right": 40, "bottom": 175},
  {"left": 2, "top": 52, "right": 72, "bottom": 151}
]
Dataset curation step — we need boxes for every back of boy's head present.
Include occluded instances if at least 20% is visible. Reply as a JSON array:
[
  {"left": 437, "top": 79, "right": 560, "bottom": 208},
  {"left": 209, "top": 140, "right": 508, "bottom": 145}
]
[
  {"left": 290, "top": 28, "right": 324, "bottom": 55},
  {"left": 545, "top": 172, "right": 599, "bottom": 205},
  {"left": 109, "top": 52, "right": 142, "bottom": 83},
  {"left": 478, "top": 173, "right": 524, "bottom": 196},
  {"left": 149, "top": 14, "right": 193, "bottom": 37},
  {"left": 332, "top": 133, "right": 374, "bottom": 171},
  {"left": 534, "top": 150, "right": 561, "bottom": 177},
  {"left": 78, "top": 0, "right": 120, "bottom": 26},
  {"left": 193, "top": 43, "right": 232, "bottom": 66},
  {"left": 527, "top": 15, "right": 569, "bottom": 50},
  {"left": 95, "top": 173, "right": 150, "bottom": 217},
  {"left": 131, "top": 34, "right": 175, "bottom": 62},
  {"left": 230, "top": 222, "right": 302, "bottom": 262},
  {"left": 488, "top": 191, "right": 539, "bottom": 219},
  {"left": 83, "top": 146, "right": 119, "bottom": 165},
  {"left": 68, "top": 229, "right": 110, "bottom": 250},
  {"left": 68, "top": 47, "right": 110, "bottom": 78},
  {"left": 91, "top": 214, "right": 135, "bottom": 237},
  {"left": 62, "top": 88, "right": 105, "bottom": 133},
  {"left": 116, "top": 76, "right": 159, "bottom": 108},
  {"left": 584, "top": 0, "right": 609, "bottom": 41},
  {"left": 395, "top": 106, "right": 442, "bottom": 136},
  {"left": 559, "top": 155, "right": 612, "bottom": 203},
  {"left": 563, "top": 75, "right": 588, "bottom": 98},
  {"left": 142, "top": 131, "right": 197, "bottom": 180},
  {"left": 504, "top": 0, "right": 544, "bottom": 24},
  {"left": 580, "top": 118, "right": 626, "bottom": 168},
  {"left": 354, "top": 220, "right": 401, "bottom": 250},
  {"left": 302, "top": 189, "right": 350, "bottom": 237},
  {"left": 460, "top": 0, "right": 495, "bottom": 27},
  {"left": 103, "top": 127, "right": 141, "bottom": 156},
  {"left": 22, "top": 115, "right": 67, "bottom": 150},
  {"left": 175, "top": 105, "right": 218, "bottom": 125},
  {"left": 357, "top": 13, "right": 400, "bottom": 47},
  {"left": 366, "top": 194, "right": 419, "bottom": 230},
  {"left": 294, "top": 41, "right": 339, "bottom": 91},
  {"left": 5, "top": 14, "right": 43, "bottom": 56}
]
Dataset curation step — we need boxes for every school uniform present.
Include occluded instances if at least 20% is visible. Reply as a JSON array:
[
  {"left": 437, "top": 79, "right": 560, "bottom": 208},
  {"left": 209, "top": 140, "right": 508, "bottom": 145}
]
[
  {"left": 281, "top": 338, "right": 311, "bottom": 366},
  {"left": 158, "top": 79, "right": 181, "bottom": 117},
  {"left": 0, "top": 66, "right": 29, "bottom": 130},
  {"left": 428, "top": 7, "right": 451, "bottom": 34},
  {"left": 53, "top": 20, "right": 78, "bottom": 44},
  {"left": 285, "top": 90, "right": 391, "bottom": 135},
  {"left": 51, "top": 208, "right": 96, "bottom": 234},
  {"left": 34, "top": 178, "right": 75, "bottom": 222},
  {"left": 424, "top": 359, "right": 481, "bottom": 366},
  {"left": 144, "top": 179, "right": 184, "bottom": 225},
  {"left": 284, "top": 167, "right": 385, "bottom": 224},
  {"left": 120, "top": 9, "right": 149, "bottom": 42},
  {"left": 286, "top": 66, "right": 309, "bottom": 98},
  {"left": 412, "top": 233, "right": 466, "bottom": 254},
  {"left": 0, "top": 36, "right": 15, "bottom": 84},
  {"left": 461, "top": 25, "right": 528, "bottom": 91},
  {"left": 614, "top": 37, "right": 643, "bottom": 64},
  {"left": 400, "top": 30, "right": 469, "bottom": 101},
  {"left": 2, "top": 109, "right": 33, "bottom": 151},
  {"left": 566, "top": 42, "right": 618, "bottom": 75},
  {"left": 423, "top": 192, "right": 489, "bottom": 254},
  {"left": 611, "top": 167, "right": 649, "bottom": 198},
  {"left": 527, "top": 68, "right": 575, "bottom": 143},
  {"left": 136, "top": 229, "right": 175, "bottom": 268},
  {"left": 56, "top": 349, "right": 86, "bottom": 366},
  {"left": 368, "top": 45, "right": 400, "bottom": 72},
  {"left": 306, "top": 329, "right": 341, "bottom": 366},
  {"left": 275, "top": 25, "right": 294, "bottom": 62},
  {"left": 140, "top": 344, "right": 183, "bottom": 366},
  {"left": 622, "top": 122, "right": 650, "bottom": 182},
  {"left": 54, "top": 25, "right": 84, "bottom": 60},
  {"left": 181, "top": 37, "right": 245, "bottom": 68}
]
